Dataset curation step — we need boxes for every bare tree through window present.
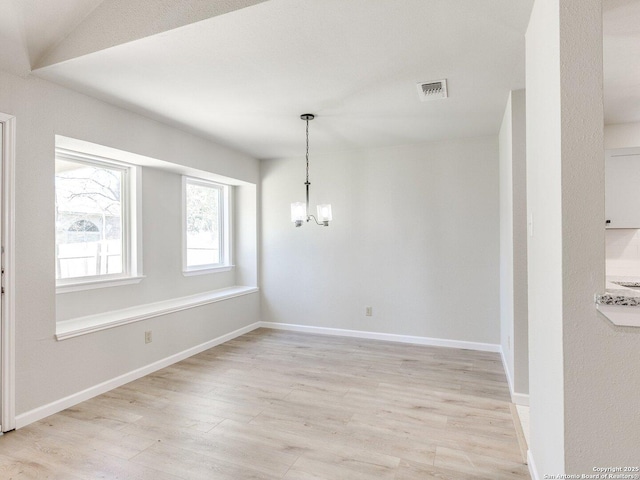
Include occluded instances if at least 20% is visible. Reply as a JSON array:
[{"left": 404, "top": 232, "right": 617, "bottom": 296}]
[
  {"left": 55, "top": 158, "right": 124, "bottom": 279},
  {"left": 185, "top": 180, "right": 221, "bottom": 267}
]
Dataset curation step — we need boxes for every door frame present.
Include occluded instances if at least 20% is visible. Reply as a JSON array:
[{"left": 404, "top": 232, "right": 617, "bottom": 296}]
[{"left": 0, "top": 112, "right": 16, "bottom": 432}]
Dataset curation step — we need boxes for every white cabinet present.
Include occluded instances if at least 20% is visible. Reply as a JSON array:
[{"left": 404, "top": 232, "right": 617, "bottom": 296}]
[{"left": 606, "top": 153, "right": 640, "bottom": 228}]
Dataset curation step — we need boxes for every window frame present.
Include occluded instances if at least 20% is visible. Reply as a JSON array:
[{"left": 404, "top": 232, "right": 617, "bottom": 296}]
[
  {"left": 55, "top": 148, "right": 143, "bottom": 293},
  {"left": 182, "top": 176, "right": 232, "bottom": 275}
]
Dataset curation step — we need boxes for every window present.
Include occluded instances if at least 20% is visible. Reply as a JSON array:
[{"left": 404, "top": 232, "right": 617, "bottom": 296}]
[
  {"left": 55, "top": 149, "right": 141, "bottom": 290},
  {"left": 183, "top": 177, "right": 231, "bottom": 274}
]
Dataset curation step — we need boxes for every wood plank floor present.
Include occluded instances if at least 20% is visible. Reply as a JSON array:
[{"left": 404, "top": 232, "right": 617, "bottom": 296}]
[{"left": 0, "top": 329, "right": 530, "bottom": 479}]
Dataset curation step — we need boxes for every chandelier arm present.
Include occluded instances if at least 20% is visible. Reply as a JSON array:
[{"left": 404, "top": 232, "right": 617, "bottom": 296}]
[{"left": 307, "top": 214, "right": 328, "bottom": 226}]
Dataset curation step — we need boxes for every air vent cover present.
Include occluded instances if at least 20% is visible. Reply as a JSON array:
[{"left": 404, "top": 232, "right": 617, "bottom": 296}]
[{"left": 417, "top": 79, "right": 448, "bottom": 101}]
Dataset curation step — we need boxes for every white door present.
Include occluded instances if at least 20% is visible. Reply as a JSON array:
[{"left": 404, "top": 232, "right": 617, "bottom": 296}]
[
  {"left": 0, "top": 121, "right": 3, "bottom": 434},
  {"left": 0, "top": 122, "right": 3, "bottom": 435},
  {"left": 0, "top": 113, "right": 15, "bottom": 433},
  {"left": 0, "top": 122, "right": 5, "bottom": 435}
]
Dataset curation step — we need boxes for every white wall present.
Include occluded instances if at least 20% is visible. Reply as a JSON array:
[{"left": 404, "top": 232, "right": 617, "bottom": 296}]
[
  {"left": 235, "top": 183, "right": 259, "bottom": 287},
  {"left": 526, "top": 0, "right": 567, "bottom": 472},
  {"left": 528, "top": 0, "right": 640, "bottom": 474},
  {"left": 605, "top": 229, "right": 640, "bottom": 277},
  {"left": 604, "top": 121, "right": 640, "bottom": 150},
  {"left": 0, "top": 69, "right": 260, "bottom": 415},
  {"left": 511, "top": 90, "right": 529, "bottom": 398},
  {"left": 604, "top": 122, "right": 640, "bottom": 277},
  {"left": 499, "top": 94, "right": 515, "bottom": 385},
  {"left": 556, "top": 0, "right": 631, "bottom": 468},
  {"left": 261, "top": 137, "right": 500, "bottom": 345},
  {"left": 57, "top": 166, "right": 237, "bottom": 320},
  {"left": 499, "top": 89, "right": 529, "bottom": 402}
]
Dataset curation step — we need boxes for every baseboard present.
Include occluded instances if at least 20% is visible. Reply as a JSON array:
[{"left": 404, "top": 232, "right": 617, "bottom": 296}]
[
  {"left": 527, "top": 450, "right": 539, "bottom": 480},
  {"left": 500, "top": 347, "right": 515, "bottom": 396},
  {"left": 259, "top": 322, "right": 501, "bottom": 353},
  {"left": 512, "top": 392, "right": 529, "bottom": 406},
  {"left": 509, "top": 403, "right": 528, "bottom": 464},
  {"left": 499, "top": 347, "right": 530, "bottom": 406},
  {"left": 15, "top": 321, "right": 262, "bottom": 429}
]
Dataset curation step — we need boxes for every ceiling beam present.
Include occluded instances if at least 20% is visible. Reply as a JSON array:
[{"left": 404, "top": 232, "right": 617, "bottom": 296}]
[{"left": 34, "top": 0, "right": 268, "bottom": 69}]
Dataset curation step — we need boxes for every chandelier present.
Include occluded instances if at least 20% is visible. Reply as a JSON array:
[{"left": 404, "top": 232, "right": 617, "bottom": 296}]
[{"left": 290, "top": 114, "right": 332, "bottom": 227}]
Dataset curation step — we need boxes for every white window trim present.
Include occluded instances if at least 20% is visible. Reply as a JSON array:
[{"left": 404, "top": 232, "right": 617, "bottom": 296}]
[
  {"left": 182, "top": 266, "right": 234, "bottom": 276},
  {"left": 55, "top": 148, "right": 143, "bottom": 292},
  {"left": 56, "top": 275, "right": 145, "bottom": 294},
  {"left": 182, "top": 176, "right": 232, "bottom": 275}
]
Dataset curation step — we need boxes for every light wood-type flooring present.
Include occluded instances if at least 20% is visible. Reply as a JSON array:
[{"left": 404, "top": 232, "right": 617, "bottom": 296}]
[{"left": 0, "top": 329, "right": 530, "bottom": 479}]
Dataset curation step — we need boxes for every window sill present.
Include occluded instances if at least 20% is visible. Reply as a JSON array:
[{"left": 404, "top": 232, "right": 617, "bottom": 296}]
[
  {"left": 56, "top": 275, "right": 145, "bottom": 294},
  {"left": 55, "top": 285, "right": 259, "bottom": 340},
  {"left": 182, "top": 265, "right": 234, "bottom": 276}
]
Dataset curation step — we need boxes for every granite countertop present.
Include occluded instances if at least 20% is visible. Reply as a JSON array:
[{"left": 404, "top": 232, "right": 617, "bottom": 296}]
[{"left": 596, "top": 277, "right": 640, "bottom": 306}]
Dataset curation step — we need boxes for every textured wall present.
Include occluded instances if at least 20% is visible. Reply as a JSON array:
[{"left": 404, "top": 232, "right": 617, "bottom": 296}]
[
  {"left": 527, "top": 0, "right": 640, "bottom": 474},
  {"left": 499, "top": 93, "right": 516, "bottom": 387},
  {"left": 604, "top": 121, "right": 640, "bottom": 150},
  {"left": 261, "top": 137, "right": 500, "bottom": 344},
  {"left": 603, "top": 122, "right": 640, "bottom": 278},
  {"left": 0, "top": 69, "right": 259, "bottom": 415},
  {"left": 499, "top": 89, "right": 529, "bottom": 401},
  {"left": 526, "top": 0, "right": 567, "bottom": 472}
]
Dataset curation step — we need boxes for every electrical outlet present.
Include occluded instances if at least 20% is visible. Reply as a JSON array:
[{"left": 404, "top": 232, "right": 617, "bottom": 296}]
[
  {"left": 365, "top": 306, "right": 373, "bottom": 317},
  {"left": 145, "top": 331, "right": 152, "bottom": 344}
]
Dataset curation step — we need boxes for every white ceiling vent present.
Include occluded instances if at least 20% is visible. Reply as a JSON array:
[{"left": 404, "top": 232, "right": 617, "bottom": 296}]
[{"left": 417, "top": 79, "right": 448, "bottom": 101}]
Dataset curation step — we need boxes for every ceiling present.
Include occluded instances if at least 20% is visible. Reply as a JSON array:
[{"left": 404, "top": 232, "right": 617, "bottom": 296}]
[
  {"left": 2, "top": 0, "right": 636, "bottom": 159},
  {"left": 0, "top": 0, "right": 104, "bottom": 74}
]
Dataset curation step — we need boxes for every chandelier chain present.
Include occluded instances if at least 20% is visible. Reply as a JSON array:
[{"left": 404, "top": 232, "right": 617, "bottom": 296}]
[{"left": 305, "top": 118, "right": 310, "bottom": 184}]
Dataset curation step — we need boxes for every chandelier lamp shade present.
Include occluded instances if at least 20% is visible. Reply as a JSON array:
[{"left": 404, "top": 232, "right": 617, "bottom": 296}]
[{"left": 291, "top": 113, "right": 332, "bottom": 227}]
